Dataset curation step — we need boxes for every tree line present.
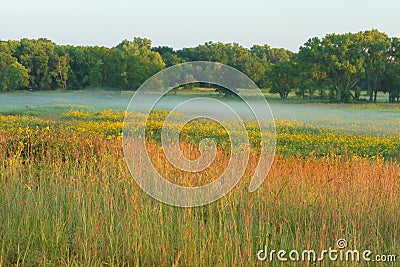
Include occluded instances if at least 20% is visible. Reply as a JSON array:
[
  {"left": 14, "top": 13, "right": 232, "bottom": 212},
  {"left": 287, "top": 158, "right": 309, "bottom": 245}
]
[{"left": 0, "top": 30, "right": 399, "bottom": 103}]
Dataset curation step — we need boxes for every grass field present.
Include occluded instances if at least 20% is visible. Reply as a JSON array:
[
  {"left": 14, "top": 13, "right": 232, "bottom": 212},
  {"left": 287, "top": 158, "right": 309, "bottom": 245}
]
[{"left": 0, "top": 91, "right": 399, "bottom": 266}]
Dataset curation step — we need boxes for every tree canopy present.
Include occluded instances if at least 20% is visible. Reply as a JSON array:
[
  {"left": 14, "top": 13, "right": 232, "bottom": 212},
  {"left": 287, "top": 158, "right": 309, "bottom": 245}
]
[{"left": 0, "top": 30, "right": 399, "bottom": 103}]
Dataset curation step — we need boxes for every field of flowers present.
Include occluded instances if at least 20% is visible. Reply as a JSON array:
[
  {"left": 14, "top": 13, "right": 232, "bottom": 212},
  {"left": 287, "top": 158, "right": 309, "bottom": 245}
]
[
  {"left": 2, "top": 109, "right": 399, "bottom": 160},
  {"left": 0, "top": 109, "right": 399, "bottom": 266}
]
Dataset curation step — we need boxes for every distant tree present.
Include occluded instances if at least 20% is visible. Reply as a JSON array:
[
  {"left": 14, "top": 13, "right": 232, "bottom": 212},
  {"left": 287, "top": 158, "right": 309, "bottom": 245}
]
[
  {"left": 268, "top": 48, "right": 294, "bottom": 64},
  {"left": 215, "top": 85, "right": 238, "bottom": 97},
  {"left": 0, "top": 40, "right": 19, "bottom": 55},
  {"left": 103, "top": 38, "right": 165, "bottom": 90},
  {"left": 250, "top": 45, "right": 295, "bottom": 89},
  {"left": 0, "top": 52, "right": 29, "bottom": 91},
  {"left": 0, "top": 35, "right": 398, "bottom": 100},
  {"left": 103, "top": 48, "right": 126, "bottom": 88},
  {"left": 176, "top": 42, "right": 270, "bottom": 88},
  {"left": 15, "top": 38, "right": 60, "bottom": 90},
  {"left": 152, "top": 46, "right": 185, "bottom": 67},
  {"left": 298, "top": 33, "right": 365, "bottom": 102},
  {"left": 359, "top": 30, "right": 392, "bottom": 103},
  {"left": 296, "top": 77, "right": 317, "bottom": 99},
  {"left": 125, "top": 54, "right": 165, "bottom": 89},
  {"left": 54, "top": 46, "right": 69, "bottom": 89},
  {"left": 86, "top": 46, "right": 109, "bottom": 87},
  {"left": 249, "top": 44, "right": 271, "bottom": 61},
  {"left": 65, "top": 45, "right": 102, "bottom": 89},
  {"left": 294, "top": 53, "right": 328, "bottom": 100},
  {"left": 382, "top": 63, "right": 400, "bottom": 103},
  {"left": 249, "top": 45, "right": 272, "bottom": 88},
  {"left": 269, "top": 60, "right": 297, "bottom": 98},
  {"left": 176, "top": 47, "right": 200, "bottom": 62}
]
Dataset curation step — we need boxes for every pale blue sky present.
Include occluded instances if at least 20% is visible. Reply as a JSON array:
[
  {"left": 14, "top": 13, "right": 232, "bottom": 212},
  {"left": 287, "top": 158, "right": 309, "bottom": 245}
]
[{"left": 1, "top": 0, "right": 399, "bottom": 51}]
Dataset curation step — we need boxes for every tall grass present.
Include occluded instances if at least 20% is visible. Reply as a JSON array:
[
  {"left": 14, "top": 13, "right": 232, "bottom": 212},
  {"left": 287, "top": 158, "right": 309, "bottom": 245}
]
[{"left": 0, "top": 129, "right": 398, "bottom": 266}]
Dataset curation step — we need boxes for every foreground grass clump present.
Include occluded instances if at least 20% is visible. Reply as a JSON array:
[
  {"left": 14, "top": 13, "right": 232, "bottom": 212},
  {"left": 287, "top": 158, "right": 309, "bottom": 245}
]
[{"left": 0, "top": 125, "right": 399, "bottom": 266}]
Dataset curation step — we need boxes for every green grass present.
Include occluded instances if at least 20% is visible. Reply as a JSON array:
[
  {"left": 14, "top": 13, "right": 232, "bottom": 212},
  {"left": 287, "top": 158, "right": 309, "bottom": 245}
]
[
  {"left": 0, "top": 134, "right": 398, "bottom": 266},
  {"left": 0, "top": 93, "right": 399, "bottom": 266}
]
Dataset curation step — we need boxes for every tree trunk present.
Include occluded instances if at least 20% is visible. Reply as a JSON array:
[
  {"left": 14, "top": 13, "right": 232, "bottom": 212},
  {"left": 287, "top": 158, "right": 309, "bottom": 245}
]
[
  {"left": 279, "top": 91, "right": 289, "bottom": 98},
  {"left": 336, "top": 87, "right": 341, "bottom": 103},
  {"left": 57, "top": 55, "right": 66, "bottom": 90},
  {"left": 368, "top": 83, "right": 373, "bottom": 103},
  {"left": 354, "top": 90, "right": 360, "bottom": 101}
]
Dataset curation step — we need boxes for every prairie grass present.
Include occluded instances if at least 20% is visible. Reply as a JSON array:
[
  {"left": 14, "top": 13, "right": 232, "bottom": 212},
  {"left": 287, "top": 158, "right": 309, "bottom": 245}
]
[{"left": 0, "top": 124, "right": 399, "bottom": 266}]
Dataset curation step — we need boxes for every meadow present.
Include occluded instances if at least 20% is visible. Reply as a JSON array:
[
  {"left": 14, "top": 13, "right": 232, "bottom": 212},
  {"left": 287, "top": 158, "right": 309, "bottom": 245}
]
[{"left": 0, "top": 91, "right": 399, "bottom": 266}]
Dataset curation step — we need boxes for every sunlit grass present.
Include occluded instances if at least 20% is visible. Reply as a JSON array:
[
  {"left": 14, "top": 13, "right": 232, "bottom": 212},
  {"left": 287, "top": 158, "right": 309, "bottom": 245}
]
[{"left": 0, "top": 110, "right": 399, "bottom": 266}]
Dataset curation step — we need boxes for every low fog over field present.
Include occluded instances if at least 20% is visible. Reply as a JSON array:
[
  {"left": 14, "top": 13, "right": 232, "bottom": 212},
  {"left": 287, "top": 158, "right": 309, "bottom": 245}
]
[{"left": 1, "top": 90, "right": 399, "bottom": 135}]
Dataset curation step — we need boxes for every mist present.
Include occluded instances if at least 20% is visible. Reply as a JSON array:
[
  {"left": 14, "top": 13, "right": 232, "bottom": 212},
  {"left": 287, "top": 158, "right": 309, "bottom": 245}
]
[{"left": 1, "top": 90, "right": 399, "bottom": 135}]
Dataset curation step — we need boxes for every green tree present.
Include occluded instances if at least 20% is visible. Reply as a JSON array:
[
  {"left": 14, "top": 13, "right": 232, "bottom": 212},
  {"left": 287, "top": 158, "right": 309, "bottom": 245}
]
[
  {"left": 152, "top": 46, "right": 185, "bottom": 67},
  {"left": 103, "top": 38, "right": 165, "bottom": 90},
  {"left": 0, "top": 52, "right": 29, "bottom": 91},
  {"left": 268, "top": 48, "right": 294, "bottom": 64},
  {"left": 87, "top": 46, "right": 109, "bottom": 87},
  {"left": 269, "top": 60, "right": 297, "bottom": 98},
  {"left": 298, "top": 33, "right": 365, "bottom": 102},
  {"left": 54, "top": 46, "right": 70, "bottom": 89},
  {"left": 0, "top": 40, "right": 19, "bottom": 55},
  {"left": 65, "top": 45, "right": 102, "bottom": 89},
  {"left": 15, "top": 38, "right": 60, "bottom": 90},
  {"left": 177, "top": 42, "right": 270, "bottom": 90},
  {"left": 104, "top": 48, "right": 126, "bottom": 88},
  {"left": 382, "top": 63, "right": 400, "bottom": 103},
  {"left": 359, "top": 30, "right": 392, "bottom": 103}
]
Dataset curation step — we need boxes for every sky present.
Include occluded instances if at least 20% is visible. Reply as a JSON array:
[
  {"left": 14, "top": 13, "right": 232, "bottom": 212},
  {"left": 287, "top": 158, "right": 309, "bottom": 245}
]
[{"left": 1, "top": 0, "right": 399, "bottom": 51}]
